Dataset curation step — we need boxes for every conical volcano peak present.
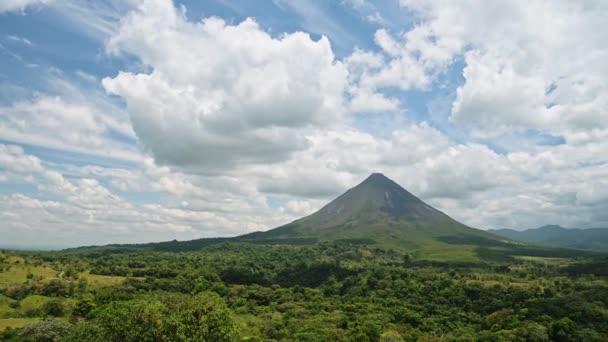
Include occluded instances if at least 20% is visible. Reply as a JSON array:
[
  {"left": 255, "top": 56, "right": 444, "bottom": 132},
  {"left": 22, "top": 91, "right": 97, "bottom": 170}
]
[
  {"left": 356, "top": 173, "right": 418, "bottom": 201},
  {"left": 361, "top": 172, "right": 408, "bottom": 189},
  {"left": 360, "top": 173, "right": 395, "bottom": 188},
  {"left": 365, "top": 172, "right": 388, "bottom": 181},
  {"left": 303, "top": 173, "right": 445, "bottom": 224},
  {"left": 241, "top": 173, "right": 504, "bottom": 255}
]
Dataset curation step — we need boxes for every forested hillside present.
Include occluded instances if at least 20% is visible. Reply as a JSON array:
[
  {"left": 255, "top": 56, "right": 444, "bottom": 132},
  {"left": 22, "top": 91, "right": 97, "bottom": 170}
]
[{"left": 1, "top": 243, "right": 608, "bottom": 341}]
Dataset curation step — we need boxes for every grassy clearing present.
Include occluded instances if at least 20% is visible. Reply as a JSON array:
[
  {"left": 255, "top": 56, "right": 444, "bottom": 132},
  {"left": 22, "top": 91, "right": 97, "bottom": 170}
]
[
  {"left": 583, "top": 279, "right": 608, "bottom": 287},
  {"left": 465, "top": 278, "right": 537, "bottom": 289},
  {"left": 0, "top": 295, "right": 17, "bottom": 319},
  {"left": 515, "top": 256, "right": 573, "bottom": 264},
  {"left": 18, "top": 295, "right": 54, "bottom": 314},
  {"left": 0, "top": 318, "right": 38, "bottom": 331},
  {"left": 0, "top": 252, "right": 129, "bottom": 290},
  {"left": 18, "top": 296, "right": 76, "bottom": 316},
  {"left": 0, "top": 261, "right": 58, "bottom": 289},
  {"left": 82, "top": 273, "right": 128, "bottom": 287},
  {"left": 0, "top": 295, "right": 76, "bottom": 319}
]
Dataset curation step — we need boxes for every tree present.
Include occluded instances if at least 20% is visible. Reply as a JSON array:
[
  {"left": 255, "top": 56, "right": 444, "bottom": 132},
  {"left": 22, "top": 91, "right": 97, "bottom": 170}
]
[
  {"left": 515, "top": 322, "right": 550, "bottom": 342},
  {"left": 73, "top": 296, "right": 96, "bottom": 318},
  {"left": 174, "top": 292, "right": 239, "bottom": 341},
  {"left": 88, "top": 293, "right": 239, "bottom": 342},
  {"left": 63, "top": 322, "right": 106, "bottom": 342},
  {"left": 380, "top": 330, "right": 405, "bottom": 342},
  {"left": 93, "top": 299, "right": 166, "bottom": 342},
  {"left": 41, "top": 279, "right": 70, "bottom": 297},
  {"left": 550, "top": 317, "right": 578, "bottom": 342},
  {"left": 42, "top": 299, "right": 65, "bottom": 317},
  {"left": 18, "top": 319, "right": 73, "bottom": 342}
]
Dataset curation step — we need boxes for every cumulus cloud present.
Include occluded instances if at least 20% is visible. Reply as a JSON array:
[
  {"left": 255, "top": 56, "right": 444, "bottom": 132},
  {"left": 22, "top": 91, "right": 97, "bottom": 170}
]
[
  {"left": 246, "top": 123, "right": 508, "bottom": 202},
  {"left": 343, "top": 12, "right": 463, "bottom": 112},
  {"left": 102, "top": 0, "right": 348, "bottom": 170},
  {"left": 0, "top": 145, "right": 310, "bottom": 248},
  {"left": 246, "top": 117, "right": 608, "bottom": 229},
  {"left": 0, "top": 69, "right": 138, "bottom": 162},
  {"left": 398, "top": 0, "right": 608, "bottom": 137},
  {"left": 0, "top": 144, "right": 43, "bottom": 173},
  {"left": 75, "top": 159, "right": 201, "bottom": 198},
  {"left": 0, "top": 96, "right": 139, "bottom": 162},
  {"left": 349, "top": 89, "right": 400, "bottom": 113},
  {"left": 4, "top": 0, "right": 608, "bottom": 249}
]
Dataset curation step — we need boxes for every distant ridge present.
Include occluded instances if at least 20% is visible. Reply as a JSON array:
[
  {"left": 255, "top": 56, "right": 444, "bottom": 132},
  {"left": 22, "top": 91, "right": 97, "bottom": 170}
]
[{"left": 490, "top": 225, "right": 608, "bottom": 252}]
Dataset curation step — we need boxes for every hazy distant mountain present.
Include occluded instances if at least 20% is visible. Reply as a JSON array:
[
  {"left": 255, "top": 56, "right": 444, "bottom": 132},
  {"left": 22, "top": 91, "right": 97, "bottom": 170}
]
[{"left": 490, "top": 225, "right": 608, "bottom": 251}]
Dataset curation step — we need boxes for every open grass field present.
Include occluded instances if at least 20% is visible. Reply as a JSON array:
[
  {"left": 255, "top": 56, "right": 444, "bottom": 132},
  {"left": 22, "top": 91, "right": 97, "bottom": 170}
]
[
  {"left": 0, "top": 255, "right": 58, "bottom": 288},
  {"left": 18, "top": 295, "right": 54, "bottom": 314},
  {"left": 82, "top": 272, "right": 128, "bottom": 287},
  {"left": 514, "top": 255, "right": 574, "bottom": 264},
  {"left": 0, "top": 295, "right": 17, "bottom": 319},
  {"left": 0, "top": 318, "right": 39, "bottom": 331},
  {"left": 0, "top": 294, "right": 76, "bottom": 318},
  {"left": 1, "top": 252, "right": 127, "bottom": 290}
]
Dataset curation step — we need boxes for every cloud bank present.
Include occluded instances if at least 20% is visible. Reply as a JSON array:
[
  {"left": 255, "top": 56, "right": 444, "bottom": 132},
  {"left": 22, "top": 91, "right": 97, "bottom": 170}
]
[{"left": 1, "top": 0, "right": 608, "bottom": 248}]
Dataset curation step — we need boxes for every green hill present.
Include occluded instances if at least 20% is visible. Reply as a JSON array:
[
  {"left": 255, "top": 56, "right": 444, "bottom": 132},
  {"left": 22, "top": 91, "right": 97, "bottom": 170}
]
[{"left": 490, "top": 225, "right": 608, "bottom": 251}]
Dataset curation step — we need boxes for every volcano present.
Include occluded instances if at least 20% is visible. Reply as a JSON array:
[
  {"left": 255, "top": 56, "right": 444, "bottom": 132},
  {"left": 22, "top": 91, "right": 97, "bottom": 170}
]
[{"left": 242, "top": 173, "right": 507, "bottom": 260}]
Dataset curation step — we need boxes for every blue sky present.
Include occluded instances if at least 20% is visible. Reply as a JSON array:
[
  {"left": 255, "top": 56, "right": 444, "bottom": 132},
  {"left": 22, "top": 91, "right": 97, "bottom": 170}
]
[{"left": 1, "top": 0, "right": 607, "bottom": 249}]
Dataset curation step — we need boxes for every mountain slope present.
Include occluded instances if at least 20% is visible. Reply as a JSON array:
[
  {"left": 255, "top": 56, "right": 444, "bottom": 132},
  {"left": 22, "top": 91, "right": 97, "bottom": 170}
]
[
  {"left": 490, "top": 225, "right": 608, "bottom": 251},
  {"left": 241, "top": 173, "right": 510, "bottom": 260}
]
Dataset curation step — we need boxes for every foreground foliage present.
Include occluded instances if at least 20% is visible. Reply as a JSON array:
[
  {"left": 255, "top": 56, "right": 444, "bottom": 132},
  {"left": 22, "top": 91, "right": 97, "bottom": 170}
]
[{"left": 1, "top": 243, "right": 607, "bottom": 341}]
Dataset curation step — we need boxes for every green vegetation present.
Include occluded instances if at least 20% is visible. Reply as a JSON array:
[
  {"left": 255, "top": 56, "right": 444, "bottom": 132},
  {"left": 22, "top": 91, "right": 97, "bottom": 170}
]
[
  {"left": 0, "top": 318, "right": 39, "bottom": 332},
  {"left": 1, "top": 243, "right": 607, "bottom": 341},
  {"left": 0, "top": 255, "right": 57, "bottom": 289}
]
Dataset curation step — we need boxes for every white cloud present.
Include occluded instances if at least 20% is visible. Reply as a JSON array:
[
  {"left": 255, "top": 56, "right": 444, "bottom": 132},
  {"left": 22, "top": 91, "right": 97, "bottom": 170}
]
[
  {"left": 75, "top": 159, "right": 201, "bottom": 198},
  {"left": 0, "top": 0, "right": 51, "bottom": 13},
  {"left": 0, "top": 96, "right": 140, "bottom": 162},
  {"left": 353, "top": 29, "right": 433, "bottom": 91},
  {"left": 4, "top": 0, "right": 608, "bottom": 248},
  {"left": 6, "top": 35, "right": 32, "bottom": 46},
  {"left": 343, "top": 0, "right": 386, "bottom": 25},
  {"left": 343, "top": 16, "right": 463, "bottom": 112},
  {"left": 349, "top": 89, "right": 400, "bottom": 113},
  {"left": 102, "top": 0, "right": 348, "bottom": 170},
  {"left": 0, "top": 144, "right": 43, "bottom": 174},
  {"left": 279, "top": 199, "right": 323, "bottom": 217},
  {"left": 0, "top": 145, "right": 312, "bottom": 247},
  {"left": 246, "top": 123, "right": 502, "bottom": 202},
  {"left": 398, "top": 0, "right": 608, "bottom": 137}
]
